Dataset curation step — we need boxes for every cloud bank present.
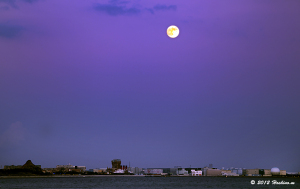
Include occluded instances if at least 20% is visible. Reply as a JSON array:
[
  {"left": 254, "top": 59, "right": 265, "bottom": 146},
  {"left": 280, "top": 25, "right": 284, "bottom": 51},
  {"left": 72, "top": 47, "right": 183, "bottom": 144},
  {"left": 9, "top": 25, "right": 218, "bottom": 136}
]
[
  {"left": 0, "top": 23, "right": 23, "bottom": 38},
  {"left": 93, "top": 0, "right": 177, "bottom": 16},
  {"left": 0, "top": 0, "right": 38, "bottom": 10},
  {"left": 153, "top": 4, "right": 177, "bottom": 11},
  {"left": 94, "top": 3, "right": 141, "bottom": 16}
]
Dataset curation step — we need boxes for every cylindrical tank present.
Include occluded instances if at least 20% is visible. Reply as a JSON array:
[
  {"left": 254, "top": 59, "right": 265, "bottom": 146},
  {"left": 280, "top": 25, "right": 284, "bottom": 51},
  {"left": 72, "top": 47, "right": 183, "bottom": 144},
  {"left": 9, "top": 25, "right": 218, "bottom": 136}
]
[
  {"left": 271, "top": 167, "right": 280, "bottom": 176},
  {"left": 237, "top": 169, "right": 243, "bottom": 175}
]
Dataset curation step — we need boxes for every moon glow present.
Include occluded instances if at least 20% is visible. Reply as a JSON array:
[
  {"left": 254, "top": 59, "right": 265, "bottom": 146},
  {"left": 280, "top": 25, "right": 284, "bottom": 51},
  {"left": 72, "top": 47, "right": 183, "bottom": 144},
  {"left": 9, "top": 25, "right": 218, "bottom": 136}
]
[{"left": 167, "top": 25, "right": 179, "bottom": 38}]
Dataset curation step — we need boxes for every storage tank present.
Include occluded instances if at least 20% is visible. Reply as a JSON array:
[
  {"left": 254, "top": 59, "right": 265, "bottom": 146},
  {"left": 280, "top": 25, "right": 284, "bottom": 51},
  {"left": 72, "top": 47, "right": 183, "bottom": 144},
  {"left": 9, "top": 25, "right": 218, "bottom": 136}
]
[{"left": 271, "top": 167, "right": 280, "bottom": 176}]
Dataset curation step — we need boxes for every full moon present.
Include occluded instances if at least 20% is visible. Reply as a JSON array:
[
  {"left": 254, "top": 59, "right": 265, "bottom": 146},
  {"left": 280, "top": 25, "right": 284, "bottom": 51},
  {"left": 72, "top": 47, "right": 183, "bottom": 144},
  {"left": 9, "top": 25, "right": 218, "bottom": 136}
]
[{"left": 167, "top": 25, "right": 179, "bottom": 38}]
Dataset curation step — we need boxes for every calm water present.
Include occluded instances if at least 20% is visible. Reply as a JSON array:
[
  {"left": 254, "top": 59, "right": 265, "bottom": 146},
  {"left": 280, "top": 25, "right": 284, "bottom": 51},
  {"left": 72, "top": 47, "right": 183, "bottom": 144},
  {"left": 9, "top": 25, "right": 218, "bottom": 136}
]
[{"left": 0, "top": 176, "right": 299, "bottom": 189}]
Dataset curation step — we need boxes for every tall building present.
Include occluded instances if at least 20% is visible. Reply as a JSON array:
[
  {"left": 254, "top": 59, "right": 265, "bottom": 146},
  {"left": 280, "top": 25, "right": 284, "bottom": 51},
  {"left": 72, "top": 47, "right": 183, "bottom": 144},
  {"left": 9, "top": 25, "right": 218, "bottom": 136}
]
[{"left": 111, "top": 159, "right": 121, "bottom": 169}]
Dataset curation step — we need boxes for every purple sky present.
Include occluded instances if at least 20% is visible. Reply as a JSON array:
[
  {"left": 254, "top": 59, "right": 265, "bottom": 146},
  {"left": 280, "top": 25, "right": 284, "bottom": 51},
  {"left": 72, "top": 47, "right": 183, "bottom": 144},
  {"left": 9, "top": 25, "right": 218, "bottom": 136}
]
[{"left": 0, "top": 0, "right": 300, "bottom": 171}]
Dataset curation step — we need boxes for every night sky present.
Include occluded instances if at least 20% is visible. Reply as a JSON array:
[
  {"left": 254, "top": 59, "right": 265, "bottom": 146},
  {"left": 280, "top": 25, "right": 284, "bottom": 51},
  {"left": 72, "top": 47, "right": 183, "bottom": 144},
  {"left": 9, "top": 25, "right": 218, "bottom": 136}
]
[{"left": 1, "top": 0, "right": 299, "bottom": 172}]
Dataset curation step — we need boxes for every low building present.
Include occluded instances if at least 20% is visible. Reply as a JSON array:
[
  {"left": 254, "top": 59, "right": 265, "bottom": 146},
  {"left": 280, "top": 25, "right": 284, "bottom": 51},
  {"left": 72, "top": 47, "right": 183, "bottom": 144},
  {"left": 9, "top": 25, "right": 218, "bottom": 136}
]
[
  {"left": 169, "top": 168, "right": 178, "bottom": 175},
  {"left": 68, "top": 169, "right": 84, "bottom": 173},
  {"left": 144, "top": 169, "right": 163, "bottom": 175},
  {"left": 56, "top": 164, "right": 86, "bottom": 173},
  {"left": 206, "top": 169, "right": 221, "bottom": 176},
  {"left": 74, "top": 166, "right": 86, "bottom": 172},
  {"left": 4, "top": 165, "right": 23, "bottom": 169},
  {"left": 280, "top": 170, "right": 286, "bottom": 176},
  {"left": 128, "top": 167, "right": 142, "bottom": 175},
  {"left": 222, "top": 172, "right": 239, "bottom": 176},
  {"left": 243, "top": 169, "right": 260, "bottom": 176},
  {"left": 178, "top": 168, "right": 189, "bottom": 175},
  {"left": 56, "top": 164, "right": 74, "bottom": 170},
  {"left": 286, "top": 172, "right": 299, "bottom": 176},
  {"left": 191, "top": 169, "right": 202, "bottom": 176},
  {"left": 263, "top": 169, "right": 272, "bottom": 176},
  {"left": 88, "top": 169, "right": 98, "bottom": 172},
  {"left": 88, "top": 168, "right": 107, "bottom": 173},
  {"left": 221, "top": 170, "right": 231, "bottom": 174},
  {"left": 43, "top": 168, "right": 56, "bottom": 174},
  {"left": 230, "top": 168, "right": 243, "bottom": 175}
]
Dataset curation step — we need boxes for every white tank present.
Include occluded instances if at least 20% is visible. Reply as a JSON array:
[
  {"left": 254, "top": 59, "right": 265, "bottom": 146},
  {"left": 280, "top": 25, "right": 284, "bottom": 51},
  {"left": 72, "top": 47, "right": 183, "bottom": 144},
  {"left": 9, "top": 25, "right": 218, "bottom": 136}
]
[{"left": 271, "top": 167, "right": 280, "bottom": 175}]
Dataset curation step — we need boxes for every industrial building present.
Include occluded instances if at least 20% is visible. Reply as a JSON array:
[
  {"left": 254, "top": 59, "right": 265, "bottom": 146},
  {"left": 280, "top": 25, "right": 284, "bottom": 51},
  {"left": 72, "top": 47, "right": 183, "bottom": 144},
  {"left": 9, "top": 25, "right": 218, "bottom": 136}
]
[
  {"left": 242, "top": 168, "right": 287, "bottom": 176},
  {"left": 178, "top": 168, "right": 189, "bottom": 175},
  {"left": 230, "top": 168, "right": 243, "bottom": 175},
  {"left": 206, "top": 169, "right": 222, "bottom": 176},
  {"left": 263, "top": 169, "right": 272, "bottom": 176},
  {"left": 243, "top": 169, "right": 260, "bottom": 176},
  {"left": 201, "top": 167, "right": 222, "bottom": 176},
  {"left": 88, "top": 168, "right": 107, "bottom": 173},
  {"left": 56, "top": 164, "right": 75, "bottom": 169},
  {"left": 144, "top": 169, "right": 163, "bottom": 175},
  {"left": 221, "top": 170, "right": 231, "bottom": 174},
  {"left": 42, "top": 168, "right": 56, "bottom": 174},
  {"left": 191, "top": 169, "right": 202, "bottom": 176},
  {"left": 286, "top": 172, "right": 300, "bottom": 177},
  {"left": 220, "top": 169, "right": 238, "bottom": 176},
  {"left": 56, "top": 164, "right": 86, "bottom": 172},
  {"left": 128, "top": 167, "right": 142, "bottom": 175},
  {"left": 280, "top": 170, "right": 286, "bottom": 176}
]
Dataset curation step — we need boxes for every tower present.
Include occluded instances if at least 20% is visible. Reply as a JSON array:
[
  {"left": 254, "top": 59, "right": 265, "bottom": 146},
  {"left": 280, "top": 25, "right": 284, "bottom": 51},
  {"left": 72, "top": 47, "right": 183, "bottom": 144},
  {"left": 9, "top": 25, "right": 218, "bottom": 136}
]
[{"left": 111, "top": 159, "right": 121, "bottom": 169}]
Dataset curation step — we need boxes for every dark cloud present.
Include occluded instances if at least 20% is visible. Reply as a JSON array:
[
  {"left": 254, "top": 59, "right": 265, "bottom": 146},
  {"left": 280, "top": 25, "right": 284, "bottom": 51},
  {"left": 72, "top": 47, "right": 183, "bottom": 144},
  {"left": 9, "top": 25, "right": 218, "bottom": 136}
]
[
  {"left": 146, "top": 4, "right": 177, "bottom": 15},
  {"left": 145, "top": 8, "right": 154, "bottom": 14},
  {"left": 22, "top": 0, "right": 39, "bottom": 3},
  {"left": 0, "top": 23, "right": 23, "bottom": 38},
  {"left": 0, "top": 6, "right": 10, "bottom": 10},
  {"left": 94, "top": 3, "right": 141, "bottom": 16},
  {"left": 153, "top": 4, "right": 177, "bottom": 11},
  {"left": 94, "top": 0, "right": 177, "bottom": 16},
  {"left": 0, "top": 0, "right": 38, "bottom": 9},
  {"left": 0, "top": 0, "right": 17, "bottom": 9}
]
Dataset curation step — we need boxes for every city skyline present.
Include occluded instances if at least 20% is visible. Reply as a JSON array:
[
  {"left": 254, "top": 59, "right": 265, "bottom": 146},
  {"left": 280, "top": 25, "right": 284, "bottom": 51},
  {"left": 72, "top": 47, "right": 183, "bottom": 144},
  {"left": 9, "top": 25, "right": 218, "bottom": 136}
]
[
  {"left": 0, "top": 0, "right": 299, "bottom": 172},
  {"left": 2, "top": 159, "right": 296, "bottom": 175}
]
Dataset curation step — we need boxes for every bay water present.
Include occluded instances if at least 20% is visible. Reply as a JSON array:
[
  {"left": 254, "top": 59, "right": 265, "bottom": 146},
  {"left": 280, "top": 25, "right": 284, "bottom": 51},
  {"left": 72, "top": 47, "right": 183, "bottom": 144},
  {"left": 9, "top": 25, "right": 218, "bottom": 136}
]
[{"left": 0, "top": 176, "right": 299, "bottom": 189}]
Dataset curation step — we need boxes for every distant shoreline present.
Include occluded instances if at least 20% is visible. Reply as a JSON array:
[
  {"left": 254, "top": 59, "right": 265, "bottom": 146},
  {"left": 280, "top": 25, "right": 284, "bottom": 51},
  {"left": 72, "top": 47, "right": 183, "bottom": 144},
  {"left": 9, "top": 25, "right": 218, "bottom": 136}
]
[
  {"left": 0, "top": 175, "right": 294, "bottom": 178},
  {"left": 0, "top": 175, "right": 145, "bottom": 178}
]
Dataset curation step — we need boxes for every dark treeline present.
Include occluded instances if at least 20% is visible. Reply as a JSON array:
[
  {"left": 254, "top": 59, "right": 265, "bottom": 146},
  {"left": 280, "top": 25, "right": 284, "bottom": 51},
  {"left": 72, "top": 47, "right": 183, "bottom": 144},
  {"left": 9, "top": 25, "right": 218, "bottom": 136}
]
[
  {"left": 0, "top": 168, "right": 48, "bottom": 176},
  {"left": 0, "top": 160, "right": 49, "bottom": 176}
]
